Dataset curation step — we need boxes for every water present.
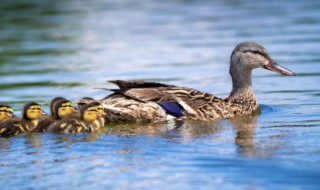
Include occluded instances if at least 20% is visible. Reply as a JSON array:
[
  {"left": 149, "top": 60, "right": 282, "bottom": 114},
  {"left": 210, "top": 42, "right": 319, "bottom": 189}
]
[{"left": 1, "top": 0, "right": 320, "bottom": 189}]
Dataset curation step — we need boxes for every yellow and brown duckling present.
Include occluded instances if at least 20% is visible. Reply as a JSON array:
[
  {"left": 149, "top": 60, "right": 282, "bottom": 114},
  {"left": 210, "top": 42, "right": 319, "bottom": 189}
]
[
  {"left": 77, "top": 97, "right": 106, "bottom": 126},
  {"left": 35, "top": 98, "right": 75, "bottom": 132},
  {"left": 0, "top": 105, "right": 15, "bottom": 123},
  {"left": 48, "top": 102, "right": 105, "bottom": 134},
  {"left": 0, "top": 102, "right": 45, "bottom": 137}
]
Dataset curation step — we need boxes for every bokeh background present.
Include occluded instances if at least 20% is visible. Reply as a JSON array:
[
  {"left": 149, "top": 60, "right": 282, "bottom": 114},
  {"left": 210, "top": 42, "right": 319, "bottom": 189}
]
[{"left": 0, "top": 0, "right": 320, "bottom": 189}]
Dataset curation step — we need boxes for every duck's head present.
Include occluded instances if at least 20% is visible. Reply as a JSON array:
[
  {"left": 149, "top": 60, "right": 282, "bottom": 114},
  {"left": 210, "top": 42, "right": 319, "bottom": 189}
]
[
  {"left": 80, "top": 102, "right": 103, "bottom": 123},
  {"left": 54, "top": 99, "right": 75, "bottom": 119},
  {"left": 23, "top": 102, "right": 45, "bottom": 121},
  {"left": 230, "top": 42, "right": 295, "bottom": 77},
  {"left": 50, "top": 97, "right": 66, "bottom": 116},
  {"left": 0, "top": 105, "right": 14, "bottom": 122}
]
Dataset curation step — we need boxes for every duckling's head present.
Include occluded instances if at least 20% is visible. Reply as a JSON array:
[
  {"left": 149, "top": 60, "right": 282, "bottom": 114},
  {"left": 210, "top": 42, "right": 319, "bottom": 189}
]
[
  {"left": 80, "top": 102, "right": 102, "bottom": 123},
  {"left": 0, "top": 105, "right": 14, "bottom": 122},
  {"left": 23, "top": 102, "right": 44, "bottom": 121},
  {"left": 230, "top": 42, "right": 295, "bottom": 77},
  {"left": 95, "top": 103, "right": 106, "bottom": 116},
  {"left": 77, "top": 97, "right": 95, "bottom": 110},
  {"left": 54, "top": 99, "right": 75, "bottom": 119},
  {"left": 50, "top": 97, "right": 66, "bottom": 116}
]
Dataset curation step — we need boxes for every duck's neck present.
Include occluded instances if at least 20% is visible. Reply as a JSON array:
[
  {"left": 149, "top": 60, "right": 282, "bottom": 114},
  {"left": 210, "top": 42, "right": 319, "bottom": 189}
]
[{"left": 228, "top": 65, "right": 257, "bottom": 107}]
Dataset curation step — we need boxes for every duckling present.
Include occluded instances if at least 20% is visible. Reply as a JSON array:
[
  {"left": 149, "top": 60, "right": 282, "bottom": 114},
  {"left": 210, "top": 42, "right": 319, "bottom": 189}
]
[
  {"left": 77, "top": 97, "right": 106, "bottom": 126},
  {"left": 34, "top": 99, "right": 75, "bottom": 132},
  {"left": 94, "top": 42, "right": 295, "bottom": 121},
  {"left": 0, "top": 105, "right": 14, "bottom": 123},
  {"left": 50, "top": 97, "right": 66, "bottom": 116},
  {"left": 48, "top": 102, "right": 104, "bottom": 134},
  {"left": 0, "top": 102, "right": 44, "bottom": 137}
]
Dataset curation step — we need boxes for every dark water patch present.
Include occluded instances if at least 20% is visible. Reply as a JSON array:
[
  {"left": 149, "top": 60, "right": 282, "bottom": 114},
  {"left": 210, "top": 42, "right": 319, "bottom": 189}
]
[{"left": 0, "top": 81, "right": 83, "bottom": 90}]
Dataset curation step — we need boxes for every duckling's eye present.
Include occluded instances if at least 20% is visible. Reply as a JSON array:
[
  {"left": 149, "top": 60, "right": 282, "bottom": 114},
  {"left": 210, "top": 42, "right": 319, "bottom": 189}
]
[
  {"left": 30, "top": 107, "right": 41, "bottom": 111},
  {"left": 62, "top": 105, "right": 73, "bottom": 108},
  {"left": 87, "top": 108, "right": 98, "bottom": 112}
]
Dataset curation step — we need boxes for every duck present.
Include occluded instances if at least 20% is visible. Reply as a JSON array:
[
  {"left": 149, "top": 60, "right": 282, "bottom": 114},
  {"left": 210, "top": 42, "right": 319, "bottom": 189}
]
[
  {"left": 34, "top": 98, "right": 75, "bottom": 132},
  {"left": 0, "top": 105, "right": 15, "bottom": 123},
  {"left": 48, "top": 102, "right": 105, "bottom": 134},
  {"left": 83, "top": 42, "right": 295, "bottom": 122},
  {"left": 0, "top": 102, "right": 45, "bottom": 137}
]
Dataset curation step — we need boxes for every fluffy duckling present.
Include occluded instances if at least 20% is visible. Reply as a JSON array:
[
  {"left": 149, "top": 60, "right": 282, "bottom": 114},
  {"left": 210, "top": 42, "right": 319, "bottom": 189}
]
[
  {"left": 0, "top": 105, "right": 15, "bottom": 123},
  {"left": 48, "top": 102, "right": 105, "bottom": 134},
  {"left": 77, "top": 97, "right": 106, "bottom": 127},
  {"left": 35, "top": 99, "right": 75, "bottom": 132},
  {"left": 50, "top": 97, "right": 66, "bottom": 116},
  {"left": 0, "top": 102, "right": 44, "bottom": 137}
]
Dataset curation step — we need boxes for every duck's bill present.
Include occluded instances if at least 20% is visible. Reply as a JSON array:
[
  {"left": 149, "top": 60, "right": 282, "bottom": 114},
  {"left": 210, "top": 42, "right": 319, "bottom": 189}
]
[{"left": 264, "top": 60, "right": 296, "bottom": 76}]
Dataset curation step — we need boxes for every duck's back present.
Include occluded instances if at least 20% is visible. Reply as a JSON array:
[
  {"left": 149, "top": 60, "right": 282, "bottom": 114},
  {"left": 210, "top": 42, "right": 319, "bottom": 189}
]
[{"left": 103, "top": 80, "right": 234, "bottom": 121}]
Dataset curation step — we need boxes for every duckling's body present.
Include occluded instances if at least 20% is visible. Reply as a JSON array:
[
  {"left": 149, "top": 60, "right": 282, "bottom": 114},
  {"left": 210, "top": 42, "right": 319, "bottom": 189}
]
[
  {"left": 35, "top": 98, "right": 75, "bottom": 132},
  {"left": 0, "top": 102, "right": 44, "bottom": 137},
  {"left": 90, "top": 42, "right": 295, "bottom": 122},
  {"left": 48, "top": 102, "right": 104, "bottom": 134}
]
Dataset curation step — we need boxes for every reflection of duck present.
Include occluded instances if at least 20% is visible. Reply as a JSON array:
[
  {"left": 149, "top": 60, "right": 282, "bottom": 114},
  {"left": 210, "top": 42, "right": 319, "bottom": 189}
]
[
  {"left": 0, "top": 105, "right": 14, "bottom": 123},
  {"left": 48, "top": 102, "right": 105, "bottom": 134},
  {"left": 84, "top": 42, "right": 295, "bottom": 122},
  {"left": 229, "top": 109, "right": 263, "bottom": 158},
  {"left": 0, "top": 102, "right": 45, "bottom": 137},
  {"left": 35, "top": 99, "right": 75, "bottom": 132}
]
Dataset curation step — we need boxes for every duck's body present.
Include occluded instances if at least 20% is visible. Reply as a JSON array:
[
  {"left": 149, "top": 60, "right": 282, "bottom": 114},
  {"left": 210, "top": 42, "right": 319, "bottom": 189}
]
[
  {"left": 48, "top": 102, "right": 104, "bottom": 134},
  {"left": 0, "top": 102, "right": 44, "bottom": 137}
]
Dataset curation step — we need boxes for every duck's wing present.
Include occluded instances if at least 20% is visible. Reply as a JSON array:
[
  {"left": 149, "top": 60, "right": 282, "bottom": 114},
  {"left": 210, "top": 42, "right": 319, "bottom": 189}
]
[{"left": 100, "top": 94, "right": 168, "bottom": 122}]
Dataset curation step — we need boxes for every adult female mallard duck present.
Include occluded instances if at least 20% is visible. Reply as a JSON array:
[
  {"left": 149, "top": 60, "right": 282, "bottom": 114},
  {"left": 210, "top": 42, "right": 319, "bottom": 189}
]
[
  {"left": 0, "top": 105, "right": 15, "bottom": 123},
  {"left": 34, "top": 98, "right": 75, "bottom": 132},
  {"left": 0, "top": 102, "right": 45, "bottom": 137},
  {"left": 48, "top": 102, "right": 105, "bottom": 134},
  {"left": 83, "top": 42, "right": 295, "bottom": 122}
]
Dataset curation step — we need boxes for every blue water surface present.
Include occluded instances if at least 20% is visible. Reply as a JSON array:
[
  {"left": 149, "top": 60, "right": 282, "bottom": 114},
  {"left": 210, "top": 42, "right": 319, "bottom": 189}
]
[{"left": 1, "top": 0, "right": 320, "bottom": 189}]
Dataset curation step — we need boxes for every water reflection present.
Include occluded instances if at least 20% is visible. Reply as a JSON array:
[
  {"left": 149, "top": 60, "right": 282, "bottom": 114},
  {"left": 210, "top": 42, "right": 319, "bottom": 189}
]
[
  {"left": 231, "top": 113, "right": 259, "bottom": 158},
  {"left": 105, "top": 119, "right": 225, "bottom": 139}
]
